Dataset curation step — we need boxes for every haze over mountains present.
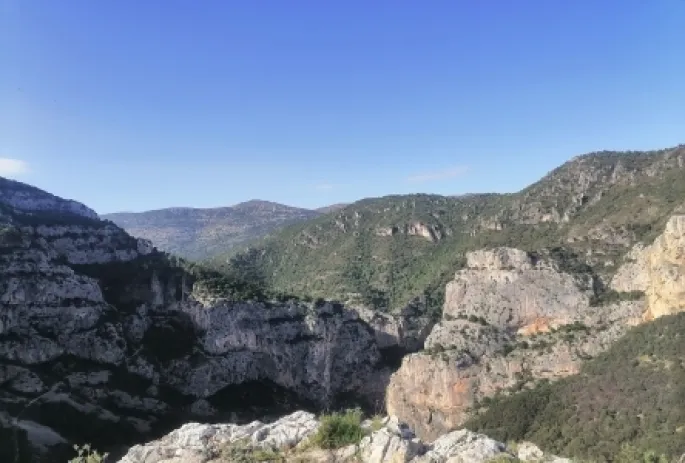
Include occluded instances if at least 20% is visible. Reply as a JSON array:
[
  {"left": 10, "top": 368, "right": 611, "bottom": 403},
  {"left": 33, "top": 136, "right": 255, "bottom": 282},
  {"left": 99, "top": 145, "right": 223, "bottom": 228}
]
[{"left": 103, "top": 200, "right": 322, "bottom": 260}]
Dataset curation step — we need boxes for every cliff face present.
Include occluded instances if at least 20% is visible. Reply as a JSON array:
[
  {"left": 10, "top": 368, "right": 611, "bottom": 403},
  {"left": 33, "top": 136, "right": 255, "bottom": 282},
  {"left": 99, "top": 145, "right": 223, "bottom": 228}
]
[
  {"left": 443, "top": 248, "right": 593, "bottom": 334},
  {"left": 0, "top": 177, "right": 99, "bottom": 220},
  {"left": 644, "top": 215, "right": 685, "bottom": 320},
  {"left": 387, "top": 214, "right": 685, "bottom": 441},
  {"left": 610, "top": 215, "right": 685, "bottom": 320},
  {"left": 386, "top": 247, "right": 645, "bottom": 441},
  {"left": 0, "top": 179, "right": 382, "bottom": 462}
]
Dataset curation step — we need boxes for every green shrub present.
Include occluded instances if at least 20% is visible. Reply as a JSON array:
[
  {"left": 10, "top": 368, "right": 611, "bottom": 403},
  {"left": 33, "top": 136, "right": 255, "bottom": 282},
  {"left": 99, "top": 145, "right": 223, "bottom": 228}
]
[
  {"left": 68, "top": 444, "right": 108, "bottom": 463},
  {"left": 614, "top": 444, "right": 670, "bottom": 463},
  {"left": 310, "top": 409, "right": 365, "bottom": 449}
]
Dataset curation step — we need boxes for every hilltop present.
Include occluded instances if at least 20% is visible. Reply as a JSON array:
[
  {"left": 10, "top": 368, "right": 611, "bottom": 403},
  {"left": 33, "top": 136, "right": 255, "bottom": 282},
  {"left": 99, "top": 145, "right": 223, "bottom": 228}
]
[
  {"left": 215, "top": 145, "right": 685, "bottom": 316},
  {"left": 103, "top": 200, "right": 321, "bottom": 261}
]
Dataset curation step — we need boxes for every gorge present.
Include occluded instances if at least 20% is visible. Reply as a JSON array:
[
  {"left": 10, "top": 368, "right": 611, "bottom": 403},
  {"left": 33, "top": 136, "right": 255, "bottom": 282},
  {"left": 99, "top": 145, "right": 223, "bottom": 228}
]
[{"left": 2, "top": 146, "right": 685, "bottom": 462}]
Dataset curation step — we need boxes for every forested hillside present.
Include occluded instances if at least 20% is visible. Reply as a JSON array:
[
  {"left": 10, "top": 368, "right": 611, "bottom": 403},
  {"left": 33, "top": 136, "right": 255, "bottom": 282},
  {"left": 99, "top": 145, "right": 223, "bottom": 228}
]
[
  {"left": 215, "top": 145, "right": 685, "bottom": 316},
  {"left": 464, "top": 312, "right": 685, "bottom": 461}
]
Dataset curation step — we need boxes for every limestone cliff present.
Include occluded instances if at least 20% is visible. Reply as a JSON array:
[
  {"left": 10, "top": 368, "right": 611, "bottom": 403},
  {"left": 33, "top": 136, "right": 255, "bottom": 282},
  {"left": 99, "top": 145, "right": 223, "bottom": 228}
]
[
  {"left": 610, "top": 215, "right": 685, "bottom": 320},
  {"left": 387, "top": 215, "right": 685, "bottom": 441},
  {"left": 0, "top": 177, "right": 99, "bottom": 220},
  {"left": 0, "top": 178, "right": 383, "bottom": 462},
  {"left": 644, "top": 215, "right": 685, "bottom": 320},
  {"left": 386, "top": 247, "right": 644, "bottom": 441},
  {"left": 443, "top": 247, "right": 593, "bottom": 334}
]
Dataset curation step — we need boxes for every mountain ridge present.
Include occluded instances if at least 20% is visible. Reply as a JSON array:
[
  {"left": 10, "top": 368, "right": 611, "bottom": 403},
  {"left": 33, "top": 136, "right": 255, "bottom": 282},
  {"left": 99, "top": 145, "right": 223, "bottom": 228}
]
[
  {"left": 0, "top": 145, "right": 684, "bottom": 462},
  {"left": 217, "top": 144, "right": 685, "bottom": 316},
  {"left": 103, "top": 200, "right": 322, "bottom": 261}
]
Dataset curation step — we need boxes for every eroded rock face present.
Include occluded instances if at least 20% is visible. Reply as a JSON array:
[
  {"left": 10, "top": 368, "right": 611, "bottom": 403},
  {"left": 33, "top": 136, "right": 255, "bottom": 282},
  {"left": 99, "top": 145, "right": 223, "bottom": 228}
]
[
  {"left": 357, "top": 305, "right": 435, "bottom": 354},
  {"left": 0, "top": 177, "right": 99, "bottom": 220},
  {"left": 610, "top": 242, "right": 650, "bottom": 292},
  {"left": 156, "top": 299, "right": 380, "bottom": 406},
  {"left": 374, "top": 222, "right": 445, "bottom": 242},
  {"left": 444, "top": 248, "right": 592, "bottom": 334},
  {"left": 610, "top": 215, "right": 685, "bottom": 320},
  {"left": 387, "top": 216, "right": 685, "bottom": 441},
  {"left": 386, "top": 247, "right": 643, "bottom": 441},
  {"left": 386, "top": 315, "right": 636, "bottom": 442},
  {"left": 645, "top": 215, "right": 685, "bottom": 320},
  {"left": 0, "top": 195, "right": 382, "bottom": 461},
  {"left": 27, "top": 223, "right": 153, "bottom": 264}
]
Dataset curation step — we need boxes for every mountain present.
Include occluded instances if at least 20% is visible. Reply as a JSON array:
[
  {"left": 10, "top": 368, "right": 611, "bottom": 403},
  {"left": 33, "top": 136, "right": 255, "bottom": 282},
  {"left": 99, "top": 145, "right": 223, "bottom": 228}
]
[
  {"left": 218, "top": 145, "right": 685, "bottom": 317},
  {"left": 103, "top": 199, "right": 321, "bottom": 261},
  {"left": 1, "top": 147, "right": 685, "bottom": 462},
  {"left": 316, "top": 203, "right": 350, "bottom": 214}
]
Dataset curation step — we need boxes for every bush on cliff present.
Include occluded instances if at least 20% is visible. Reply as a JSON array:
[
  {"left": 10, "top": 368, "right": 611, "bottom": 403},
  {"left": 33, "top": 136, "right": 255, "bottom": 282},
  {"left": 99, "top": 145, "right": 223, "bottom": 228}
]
[{"left": 310, "top": 409, "right": 365, "bottom": 449}]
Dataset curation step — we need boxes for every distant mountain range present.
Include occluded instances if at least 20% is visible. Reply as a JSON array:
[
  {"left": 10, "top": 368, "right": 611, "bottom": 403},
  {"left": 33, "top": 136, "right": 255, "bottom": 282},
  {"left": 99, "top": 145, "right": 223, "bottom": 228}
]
[{"left": 103, "top": 200, "right": 325, "bottom": 260}]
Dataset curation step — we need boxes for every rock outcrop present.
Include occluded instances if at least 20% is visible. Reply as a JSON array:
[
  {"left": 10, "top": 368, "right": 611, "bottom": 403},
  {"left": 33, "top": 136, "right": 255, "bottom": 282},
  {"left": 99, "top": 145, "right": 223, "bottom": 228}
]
[
  {"left": 610, "top": 242, "right": 650, "bottom": 292},
  {"left": 609, "top": 215, "right": 685, "bottom": 320},
  {"left": 117, "top": 411, "right": 568, "bottom": 463},
  {"left": 444, "top": 248, "right": 592, "bottom": 334},
  {"left": 118, "top": 411, "right": 321, "bottom": 463},
  {"left": 0, "top": 177, "right": 99, "bottom": 220},
  {"left": 357, "top": 304, "right": 435, "bottom": 355},
  {"left": 374, "top": 222, "right": 446, "bottom": 242},
  {"left": 644, "top": 215, "right": 685, "bottom": 320},
  {"left": 387, "top": 214, "right": 685, "bottom": 441},
  {"left": 386, "top": 247, "right": 643, "bottom": 441}
]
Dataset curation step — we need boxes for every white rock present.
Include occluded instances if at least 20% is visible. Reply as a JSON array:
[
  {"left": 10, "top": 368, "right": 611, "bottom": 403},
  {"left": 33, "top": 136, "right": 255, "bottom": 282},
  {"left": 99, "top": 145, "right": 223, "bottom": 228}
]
[
  {"left": 414, "top": 429, "right": 508, "bottom": 463},
  {"left": 0, "top": 179, "right": 99, "bottom": 220},
  {"left": 117, "top": 411, "right": 320, "bottom": 463},
  {"left": 359, "top": 426, "right": 424, "bottom": 462}
]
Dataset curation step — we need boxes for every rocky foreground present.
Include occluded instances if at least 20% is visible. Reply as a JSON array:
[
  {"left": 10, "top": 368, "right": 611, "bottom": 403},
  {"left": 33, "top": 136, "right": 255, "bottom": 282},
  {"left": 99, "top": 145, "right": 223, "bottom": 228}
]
[{"left": 117, "top": 410, "right": 569, "bottom": 463}]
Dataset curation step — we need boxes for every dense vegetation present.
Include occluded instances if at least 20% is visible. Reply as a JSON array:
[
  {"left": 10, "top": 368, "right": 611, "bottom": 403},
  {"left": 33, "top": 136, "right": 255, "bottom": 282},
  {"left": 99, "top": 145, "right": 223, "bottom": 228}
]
[
  {"left": 212, "top": 146, "right": 685, "bottom": 316},
  {"left": 464, "top": 313, "right": 685, "bottom": 462}
]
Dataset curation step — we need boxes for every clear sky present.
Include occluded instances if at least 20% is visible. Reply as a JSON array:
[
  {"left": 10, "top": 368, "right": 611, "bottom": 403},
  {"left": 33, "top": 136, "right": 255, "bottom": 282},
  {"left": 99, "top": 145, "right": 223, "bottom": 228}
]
[{"left": 1, "top": 0, "right": 684, "bottom": 214}]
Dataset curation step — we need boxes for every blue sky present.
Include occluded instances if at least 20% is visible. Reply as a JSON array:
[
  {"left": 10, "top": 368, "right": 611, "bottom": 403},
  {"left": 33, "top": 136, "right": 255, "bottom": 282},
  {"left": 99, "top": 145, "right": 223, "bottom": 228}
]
[{"left": 1, "top": 0, "right": 684, "bottom": 214}]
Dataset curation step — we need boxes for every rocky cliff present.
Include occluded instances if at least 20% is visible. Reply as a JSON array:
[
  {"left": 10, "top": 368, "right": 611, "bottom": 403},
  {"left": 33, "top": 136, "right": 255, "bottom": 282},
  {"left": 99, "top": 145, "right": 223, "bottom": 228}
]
[
  {"left": 610, "top": 215, "right": 685, "bottom": 320},
  {"left": 386, "top": 245, "right": 648, "bottom": 441},
  {"left": 0, "top": 177, "right": 99, "bottom": 221},
  {"left": 0, "top": 178, "right": 383, "bottom": 462}
]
